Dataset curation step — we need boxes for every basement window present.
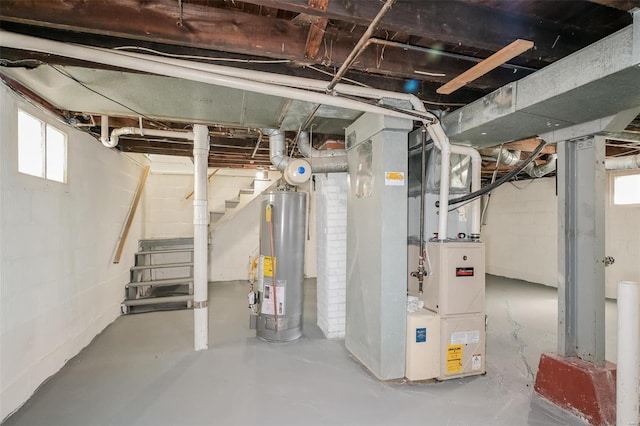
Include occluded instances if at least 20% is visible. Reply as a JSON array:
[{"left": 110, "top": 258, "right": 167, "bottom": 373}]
[
  {"left": 18, "top": 109, "right": 67, "bottom": 183},
  {"left": 613, "top": 173, "right": 640, "bottom": 205}
]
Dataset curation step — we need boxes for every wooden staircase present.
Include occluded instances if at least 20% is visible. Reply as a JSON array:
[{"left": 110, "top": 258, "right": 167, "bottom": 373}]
[{"left": 121, "top": 238, "right": 194, "bottom": 314}]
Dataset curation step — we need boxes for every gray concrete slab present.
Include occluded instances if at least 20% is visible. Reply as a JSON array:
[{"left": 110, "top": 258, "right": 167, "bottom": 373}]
[{"left": 4, "top": 276, "right": 617, "bottom": 426}]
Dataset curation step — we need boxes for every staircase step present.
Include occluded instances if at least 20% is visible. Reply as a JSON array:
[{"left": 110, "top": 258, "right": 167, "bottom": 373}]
[
  {"left": 122, "top": 295, "right": 193, "bottom": 307},
  {"left": 210, "top": 211, "right": 225, "bottom": 223},
  {"left": 225, "top": 199, "right": 240, "bottom": 209},
  {"left": 139, "top": 237, "right": 193, "bottom": 251},
  {"left": 131, "top": 262, "right": 193, "bottom": 271},
  {"left": 239, "top": 188, "right": 254, "bottom": 195},
  {"left": 136, "top": 248, "right": 193, "bottom": 255},
  {"left": 126, "top": 278, "right": 193, "bottom": 288}
]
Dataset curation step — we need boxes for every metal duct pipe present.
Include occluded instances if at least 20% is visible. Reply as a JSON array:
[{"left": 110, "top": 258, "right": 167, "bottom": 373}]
[
  {"left": 524, "top": 154, "right": 557, "bottom": 177},
  {"left": 606, "top": 153, "right": 640, "bottom": 170},
  {"left": 449, "top": 144, "right": 482, "bottom": 238},
  {"left": 486, "top": 148, "right": 521, "bottom": 166},
  {"left": 0, "top": 30, "right": 433, "bottom": 123},
  {"left": 297, "top": 132, "right": 346, "bottom": 158},
  {"left": 483, "top": 148, "right": 558, "bottom": 178},
  {"left": 268, "top": 129, "right": 348, "bottom": 173},
  {"left": 426, "top": 124, "right": 451, "bottom": 240},
  {"left": 267, "top": 129, "right": 290, "bottom": 171},
  {"left": 193, "top": 124, "right": 209, "bottom": 352}
]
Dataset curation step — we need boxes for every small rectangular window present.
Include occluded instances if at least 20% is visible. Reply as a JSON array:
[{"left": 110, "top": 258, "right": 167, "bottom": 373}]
[
  {"left": 18, "top": 109, "right": 67, "bottom": 183},
  {"left": 613, "top": 173, "right": 640, "bottom": 205}
]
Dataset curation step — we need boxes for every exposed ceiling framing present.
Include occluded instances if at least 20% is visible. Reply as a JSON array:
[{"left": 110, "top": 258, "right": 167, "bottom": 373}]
[{"left": 1, "top": 0, "right": 639, "bottom": 178}]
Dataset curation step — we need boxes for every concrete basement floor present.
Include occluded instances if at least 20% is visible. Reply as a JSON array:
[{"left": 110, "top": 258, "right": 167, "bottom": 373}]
[{"left": 4, "top": 275, "right": 619, "bottom": 426}]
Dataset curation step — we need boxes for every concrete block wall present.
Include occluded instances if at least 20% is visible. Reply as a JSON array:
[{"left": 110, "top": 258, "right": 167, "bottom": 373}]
[
  {"left": 315, "top": 173, "right": 348, "bottom": 338},
  {"left": 482, "top": 175, "right": 640, "bottom": 298},
  {"left": 0, "top": 84, "right": 144, "bottom": 421}
]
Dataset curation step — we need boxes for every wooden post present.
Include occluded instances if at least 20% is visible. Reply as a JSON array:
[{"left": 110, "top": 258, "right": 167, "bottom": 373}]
[{"left": 113, "top": 165, "right": 150, "bottom": 264}]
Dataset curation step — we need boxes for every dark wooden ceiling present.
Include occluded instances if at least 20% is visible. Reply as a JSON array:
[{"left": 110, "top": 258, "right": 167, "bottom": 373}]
[{"left": 1, "top": 0, "right": 639, "bottom": 173}]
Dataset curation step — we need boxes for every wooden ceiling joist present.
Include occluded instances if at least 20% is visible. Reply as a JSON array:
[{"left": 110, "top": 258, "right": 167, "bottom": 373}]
[{"left": 437, "top": 39, "right": 534, "bottom": 94}]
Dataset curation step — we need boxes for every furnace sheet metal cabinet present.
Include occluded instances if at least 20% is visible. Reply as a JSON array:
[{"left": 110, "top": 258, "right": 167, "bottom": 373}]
[{"left": 439, "top": 313, "right": 486, "bottom": 380}]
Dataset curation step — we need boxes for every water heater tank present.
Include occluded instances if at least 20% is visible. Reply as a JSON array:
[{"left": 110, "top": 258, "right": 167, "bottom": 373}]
[{"left": 256, "top": 191, "right": 307, "bottom": 342}]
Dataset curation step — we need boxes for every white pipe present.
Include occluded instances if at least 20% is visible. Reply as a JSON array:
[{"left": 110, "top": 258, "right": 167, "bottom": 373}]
[
  {"left": 450, "top": 145, "right": 482, "bottom": 237},
  {"left": 426, "top": 124, "right": 451, "bottom": 240},
  {"left": 0, "top": 30, "right": 435, "bottom": 124},
  {"left": 606, "top": 153, "right": 640, "bottom": 170},
  {"left": 100, "top": 116, "right": 117, "bottom": 148},
  {"left": 617, "top": 281, "right": 639, "bottom": 426},
  {"left": 193, "top": 124, "right": 209, "bottom": 351},
  {"left": 109, "top": 127, "right": 195, "bottom": 145},
  {"left": 107, "top": 44, "right": 430, "bottom": 115}
]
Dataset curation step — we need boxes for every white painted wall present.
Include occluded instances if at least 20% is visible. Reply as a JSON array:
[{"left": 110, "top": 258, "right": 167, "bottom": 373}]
[
  {"left": 141, "top": 167, "right": 318, "bottom": 283},
  {"left": 315, "top": 173, "right": 348, "bottom": 338},
  {"left": 482, "top": 175, "right": 640, "bottom": 298},
  {"left": 0, "top": 84, "right": 144, "bottom": 421},
  {"left": 605, "top": 171, "right": 640, "bottom": 297}
]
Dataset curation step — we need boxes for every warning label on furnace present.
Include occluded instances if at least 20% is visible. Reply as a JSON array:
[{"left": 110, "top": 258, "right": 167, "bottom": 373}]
[
  {"left": 446, "top": 344, "right": 463, "bottom": 374},
  {"left": 451, "top": 330, "right": 480, "bottom": 345},
  {"left": 472, "top": 354, "right": 482, "bottom": 371}
]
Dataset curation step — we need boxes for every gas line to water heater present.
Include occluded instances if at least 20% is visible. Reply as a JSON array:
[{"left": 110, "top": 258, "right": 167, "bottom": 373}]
[{"left": 266, "top": 203, "right": 279, "bottom": 333}]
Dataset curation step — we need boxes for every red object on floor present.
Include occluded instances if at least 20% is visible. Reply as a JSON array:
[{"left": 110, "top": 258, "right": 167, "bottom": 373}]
[{"left": 534, "top": 353, "right": 617, "bottom": 426}]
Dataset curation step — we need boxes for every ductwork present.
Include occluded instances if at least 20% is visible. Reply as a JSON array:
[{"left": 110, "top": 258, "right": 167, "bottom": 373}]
[
  {"left": 482, "top": 148, "right": 557, "bottom": 178},
  {"left": 606, "top": 153, "right": 640, "bottom": 170},
  {"left": 298, "top": 132, "right": 346, "bottom": 158},
  {"left": 268, "top": 129, "right": 348, "bottom": 174}
]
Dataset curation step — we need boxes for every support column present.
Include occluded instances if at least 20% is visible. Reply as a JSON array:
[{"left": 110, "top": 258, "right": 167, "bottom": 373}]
[
  {"left": 534, "top": 135, "right": 616, "bottom": 425},
  {"left": 193, "top": 124, "right": 209, "bottom": 351},
  {"left": 557, "top": 135, "right": 606, "bottom": 364}
]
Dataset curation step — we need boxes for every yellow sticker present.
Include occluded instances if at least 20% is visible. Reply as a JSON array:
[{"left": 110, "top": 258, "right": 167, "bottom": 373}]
[
  {"left": 385, "top": 171, "right": 405, "bottom": 186},
  {"left": 263, "top": 256, "right": 276, "bottom": 277},
  {"left": 265, "top": 205, "right": 272, "bottom": 223},
  {"left": 446, "top": 344, "right": 463, "bottom": 374}
]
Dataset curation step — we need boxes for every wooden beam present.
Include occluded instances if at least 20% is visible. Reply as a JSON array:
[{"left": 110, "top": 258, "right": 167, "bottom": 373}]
[
  {"left": 305, "top": 17, "right": 329, "bottom": 59},
  {"left": 503, "top": 138, "right": 557, "bottom": 154},
  {"left": 588, "top": 0, "right": 640, "bottom": 11},
  {"left": 239, "top": 0, "right": 618, "bottom": 64},
  {"left": 437, "top": 39, "right": 534, "bottom": 94},
  {"left": 303, "top": 0, "right": 329, "bottom": 59},
  {"left": 113, "top": 165, "right": 150, "bottom": 264},
  {"left": 0, "top": 1, "right": 542, "bottom": 90}
]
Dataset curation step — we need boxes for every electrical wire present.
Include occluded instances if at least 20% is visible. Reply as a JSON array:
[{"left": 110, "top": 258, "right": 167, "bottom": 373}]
[
  {"left": 436, "top": 139, "right": 548, "bottom": 207},
  {"left": 48, "top": 65, "right": 172, "bottom": 130},
  {"left": 114, "top": 46, "right": 293, "bottom": 64}
]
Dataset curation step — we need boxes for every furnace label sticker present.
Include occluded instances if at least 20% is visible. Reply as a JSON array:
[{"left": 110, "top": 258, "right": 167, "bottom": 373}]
[
  {"left": 446, "top": 344, "right": 463, "bottom": 374},
  {"left": 263, "top": 256, "right": 276, "bottom": 277},
  {"left": 416, "top": 327, "right": 427, "bottom": 343},
  {"left": 472, "top": 354, "right": 482, "bottom": 371},
  {"left": 384, "top": 171, "right": 405, "bottom": 186},
  {"left": 451, "top": 330, "right": 480, "bottom": 345},
  {"left": 261, "top": 282, "right": 285, "bottom": 315}
]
